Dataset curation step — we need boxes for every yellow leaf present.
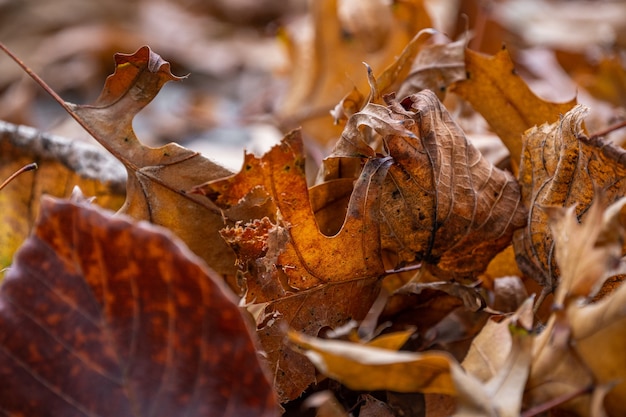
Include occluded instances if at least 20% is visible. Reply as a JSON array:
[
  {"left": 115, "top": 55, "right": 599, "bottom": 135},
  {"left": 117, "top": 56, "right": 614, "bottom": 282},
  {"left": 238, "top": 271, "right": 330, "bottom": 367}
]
[
  {"left": 0, "top": 122, "right": 125, "bottom": 277},
  {"left": 287, "top": 330, "right": 457, "bottom": 395},
  {"left": 451, "top": 48, "right": 576, "bottom": 172}
]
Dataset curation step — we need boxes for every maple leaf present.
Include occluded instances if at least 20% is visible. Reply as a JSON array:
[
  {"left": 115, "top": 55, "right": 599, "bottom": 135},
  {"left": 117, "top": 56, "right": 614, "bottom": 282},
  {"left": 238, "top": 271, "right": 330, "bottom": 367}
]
[
  {"left": 0, "top": 44, "right": 239, "bottom": 286},
  {"left": 451, "top": 47, "right": 577, "bottom": 172},
  {"left": 513, "top": 105, "right": 626, "bottom": 296},
  {"left": 0, "top": 194, "right": 278, "bottom": 416},
  {"left": 332, "top": 89, "right": 527, "bottom": 279}
]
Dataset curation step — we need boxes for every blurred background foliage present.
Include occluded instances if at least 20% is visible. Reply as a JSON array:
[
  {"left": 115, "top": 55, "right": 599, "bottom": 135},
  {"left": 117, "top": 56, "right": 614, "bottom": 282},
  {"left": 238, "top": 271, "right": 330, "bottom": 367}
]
[{"left": 0, "top": 0, "right": 625, "bottom": 171}]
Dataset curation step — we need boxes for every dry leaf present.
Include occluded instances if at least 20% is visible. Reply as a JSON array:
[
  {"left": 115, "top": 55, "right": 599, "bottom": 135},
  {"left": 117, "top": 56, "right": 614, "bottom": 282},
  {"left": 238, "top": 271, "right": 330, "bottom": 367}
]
[
  {"left": 2, "top": 45, "right": 244, "bottom": 284},
  {"left": 450, "top": 298, "right": 534, "bottom": 417},
  {"left": 451, "top": 47, "right": 576, "bottom": 172},
  {"left": 0, "top": 121, "right": 125, "bottom": 276},
  {"left": 0, "top": 195, "right": 278, "bottom": 416},
  {"left": 287, "top": 330, "right": 457, "bottom": 395},
  {"left": 549, "top": 198, "right": 626, "bottom": 306},
  {"left": 192, "top": 129, "right": 391, "bottom": 400},
  {"left": 513, "top": 105, "right": 626, "bottom": 294},
  {"left": 396, "top": 35, "right": 468, "bottom": 100},
  {"left": 524, "top": 199, "right": 626, "bottom": 416},
  {"left": 289, "top": 299, "right": 533, "bottom": 417},
  {"left": 332, "top": 89, "right": 527, "bottom": 279},
  {"left": 277, "top": 0, "right": 431, "bottom": 144}
]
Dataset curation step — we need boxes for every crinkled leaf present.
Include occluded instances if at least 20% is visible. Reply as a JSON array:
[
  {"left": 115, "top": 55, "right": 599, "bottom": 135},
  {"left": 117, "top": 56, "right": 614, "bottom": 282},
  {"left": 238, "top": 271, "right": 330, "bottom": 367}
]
[
  {"left": 0, "top": 196, "right": 278, "bottom": 417},
  {"left": 396, "top": 35, "right": 468, "bottom": 100},
  {"left": 513, "top": 105, "right": 626, "bottom": 293},
  {"left": 333, "top": 90, "right": 527, "bottom": 279},
  {"left": 192, "top": 129, "right": 392, "bottom": 400}
]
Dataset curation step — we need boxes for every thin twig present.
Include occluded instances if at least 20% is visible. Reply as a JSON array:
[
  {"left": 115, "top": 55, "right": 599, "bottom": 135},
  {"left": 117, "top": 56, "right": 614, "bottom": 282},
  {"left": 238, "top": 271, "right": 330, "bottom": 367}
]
[
  {"left": 383, "top": 263, "right": 422, "bottom": 276},
  {"left": 0, "top": 43, "right": 68, "bottom": 109},
  {"left": 0, "top": 163, "right": 38, "bottom": 191},
  {"left": 521, "top": 384, "right": 593, "bottom": 417},
  {"left": 589, "top": 119, "right": 626, "bottom": 141}
]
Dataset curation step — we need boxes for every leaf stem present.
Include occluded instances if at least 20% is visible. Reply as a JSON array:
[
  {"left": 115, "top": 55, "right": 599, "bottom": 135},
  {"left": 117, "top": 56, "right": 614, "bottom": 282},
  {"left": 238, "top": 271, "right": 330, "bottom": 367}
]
[
  {"left": 521, "top": 384, "right": 593, "bottom": 417},
  {"left": 0, "top": 163, "right": 38, "bottom": 191},
  {"left": 383, "top": 263, "right": 422, "bottom": 276},
  {"left": 0, "top": 43, "right": 70, "bottom": 112},
  {"left": 589, "top": 119, "right": 626, "bottom": 140}
]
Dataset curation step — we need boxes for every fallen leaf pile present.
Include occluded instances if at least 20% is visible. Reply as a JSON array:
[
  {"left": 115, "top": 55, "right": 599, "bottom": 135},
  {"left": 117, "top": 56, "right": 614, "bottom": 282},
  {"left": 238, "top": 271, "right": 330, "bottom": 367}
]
[{"left": 2, "top": 1, "right": 626, "bottom": 416}]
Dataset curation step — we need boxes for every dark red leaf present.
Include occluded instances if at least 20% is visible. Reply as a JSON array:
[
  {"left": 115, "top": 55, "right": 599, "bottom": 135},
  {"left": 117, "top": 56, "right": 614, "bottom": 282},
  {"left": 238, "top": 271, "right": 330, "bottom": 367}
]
[{"left": 0, "top": 196, "right": 278, "bottom": 417}]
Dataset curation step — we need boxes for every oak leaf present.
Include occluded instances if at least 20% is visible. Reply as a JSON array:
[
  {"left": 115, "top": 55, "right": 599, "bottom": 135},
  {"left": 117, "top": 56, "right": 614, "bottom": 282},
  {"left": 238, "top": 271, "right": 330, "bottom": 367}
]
[
  {"left": 0, "top": 194, "right": 278, "bottom": 416},
  {"left": 192, "top": 129, "right": 392, "bottom": 400},
  {"left": 332, "top": 89, "right": 527, "bottom": 279},
  {"left": 3, "top": 44, "right": 239, "bottom": 284},
  {"left": 451, "top": 47, "right": 576, "bottom": 172}
]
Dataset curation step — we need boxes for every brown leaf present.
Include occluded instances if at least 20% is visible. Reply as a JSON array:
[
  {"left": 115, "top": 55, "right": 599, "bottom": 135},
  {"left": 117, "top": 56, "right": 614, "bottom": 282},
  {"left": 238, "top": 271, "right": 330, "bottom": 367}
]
[
  {"left": 331, "top": 27, "right": 438, "bottom": 123},
  {"left": 396, "top": 34, "right": 468, "bottom": 101},
  {"left": 513, "top": 105, "right": 626, "bottom": 293},
  {"left": 253, "top": 278, "right": 381, "bottom": 401},
  {"left": 3, "top": 45, "right": 239, "bottom": 283},
  {"left": 192, "top": 129, "right": 391, "bottom": 400},
  {"left": 0, "top": 196, "right": 278, "bottom": 416},
  {"left": 277, "top": 0, "right": 431, "bottom": 145},
  {"left": 0, "top": 121, "right": 125, "bottom": 277},
  {"left": 549, "top": 198, "right": 626, "bottom": 306},
  {"left": 451, "top": 47, "right": 577, "bottom": 172},
  {"left": 332, "top": 89, "right": 527, "bottom": 279},
  {"left": 524, "top": 199, "right": 626, "bottom": 416}
]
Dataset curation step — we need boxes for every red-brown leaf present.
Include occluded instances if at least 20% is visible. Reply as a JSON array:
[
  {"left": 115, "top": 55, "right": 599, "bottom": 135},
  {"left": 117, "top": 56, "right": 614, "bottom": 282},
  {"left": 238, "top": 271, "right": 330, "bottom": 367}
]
[{"left": 0, "top": 196, "right": 278, "bottom": 417}]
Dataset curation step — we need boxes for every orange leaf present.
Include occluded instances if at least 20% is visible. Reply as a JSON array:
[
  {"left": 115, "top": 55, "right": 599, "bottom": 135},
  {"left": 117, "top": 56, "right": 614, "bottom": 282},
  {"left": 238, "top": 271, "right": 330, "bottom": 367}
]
[
  {"left": 451, "top": 47, "right": 576, "bottom": 172},
  {"left": 192, "top": 129, "right": 391, "bottom": 400}
]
